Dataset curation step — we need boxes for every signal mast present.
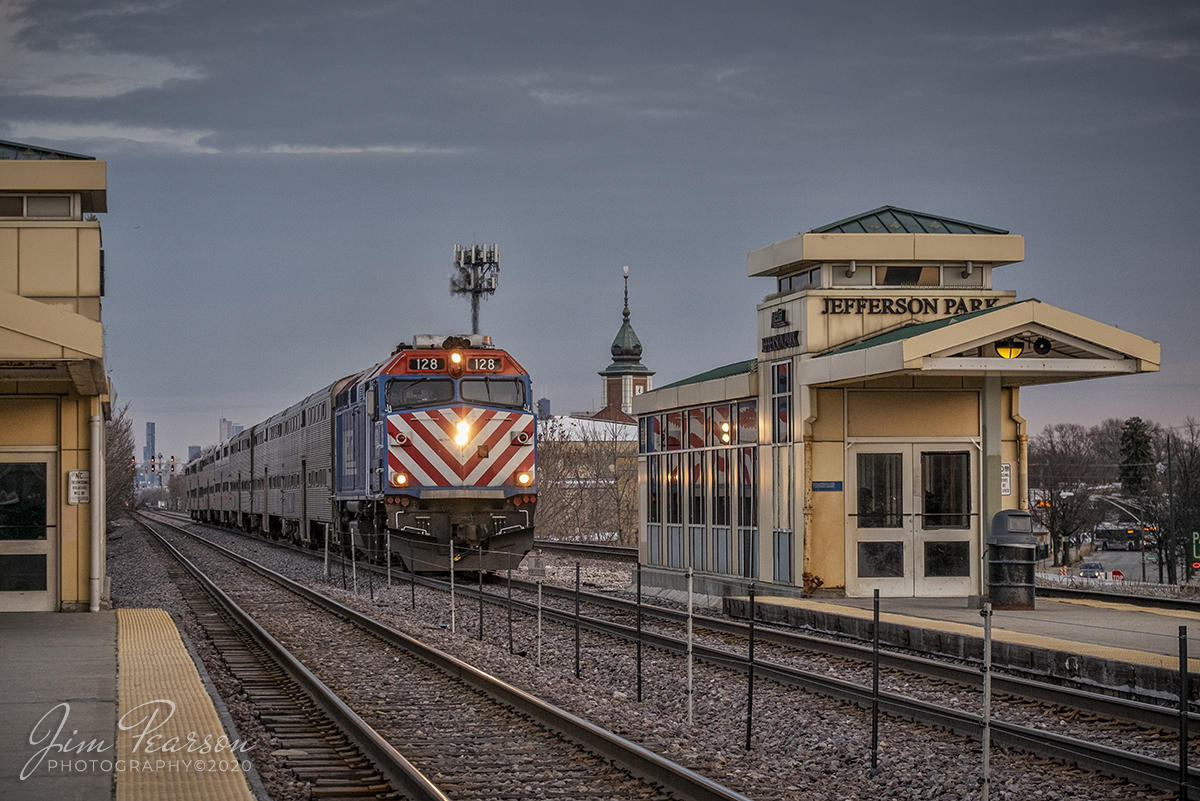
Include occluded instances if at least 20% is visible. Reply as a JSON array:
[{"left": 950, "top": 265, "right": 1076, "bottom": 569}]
[{"left": 450, "top": 243, "right": 499, "bottom": 335}]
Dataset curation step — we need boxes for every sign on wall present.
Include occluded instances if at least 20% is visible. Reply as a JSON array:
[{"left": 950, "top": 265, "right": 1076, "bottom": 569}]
[
  {"left": 67, "top": 470, "right": 90, "bottom": 505},
  {"left": 1000, "top": 463, "right": 1011, "bottom": 496}
]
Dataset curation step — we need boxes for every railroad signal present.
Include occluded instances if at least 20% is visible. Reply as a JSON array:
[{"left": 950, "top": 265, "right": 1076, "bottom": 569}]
[{"left": 170, "top": 455, "right": 175, "bottom": 473}]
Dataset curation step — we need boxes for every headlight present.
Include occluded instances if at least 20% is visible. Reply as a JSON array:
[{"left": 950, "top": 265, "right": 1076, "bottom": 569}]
[
  {"left": 392, "top": 472, "right": 408, "bottom": 487},
  {"left": 455, "top": 420, "right": 470, "bottom": 446},
  {"left": 517, "top": 471, "right": 533, "bottom": 486}
]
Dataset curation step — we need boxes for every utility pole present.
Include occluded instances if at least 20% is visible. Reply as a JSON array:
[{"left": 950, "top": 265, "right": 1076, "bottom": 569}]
[{"left": 450, "top": 244, "right": 499, "bottom": 335}]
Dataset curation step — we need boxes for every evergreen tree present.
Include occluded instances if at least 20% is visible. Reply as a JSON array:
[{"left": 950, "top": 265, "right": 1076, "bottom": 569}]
[{"left": 1118, "top": 417, "right": 1154, "bottom": 498}]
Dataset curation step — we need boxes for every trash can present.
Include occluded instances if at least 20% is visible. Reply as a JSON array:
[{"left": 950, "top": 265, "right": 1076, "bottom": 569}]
[{"left": 987, "top": 510, "right": 1037, "bottom": 610}]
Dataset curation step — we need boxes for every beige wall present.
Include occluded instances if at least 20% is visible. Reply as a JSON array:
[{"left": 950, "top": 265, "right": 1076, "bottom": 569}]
[{"left": 1, "top": 158, "right": 108, "bottom": 611}]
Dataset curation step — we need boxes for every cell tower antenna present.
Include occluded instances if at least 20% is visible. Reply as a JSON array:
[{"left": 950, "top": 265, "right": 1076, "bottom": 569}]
[{"left": 449, "top": 243, "right": 499, "bottom": 334}]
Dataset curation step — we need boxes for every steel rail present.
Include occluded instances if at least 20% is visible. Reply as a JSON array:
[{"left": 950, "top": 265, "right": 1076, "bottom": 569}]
[
  {"left": 532, "top": 538, "right": 640, "bottom": 561},
  {"left": 149, "top": 512, "right": 1199, "bottom": 732},
  {"left": 147, "top": 516, "right": 754, "bottom": 801},
  {"left": 458, "top": 583, "right": 1200, "bottom": 794},
  {"left": 140, "top": 520, "right": 450, "bottom": 801},
  {"left": 507, "top": 574, "right": 1200, "bottom": 733}
]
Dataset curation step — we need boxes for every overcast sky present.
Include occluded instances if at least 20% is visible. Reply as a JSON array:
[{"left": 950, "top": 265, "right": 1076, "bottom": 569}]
[{"left": 2, "top": 0, "right": 1197, "bottom": 462}]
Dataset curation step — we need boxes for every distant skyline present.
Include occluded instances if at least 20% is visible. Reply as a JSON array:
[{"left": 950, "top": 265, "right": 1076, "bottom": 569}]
[{"left": 2, "top": 1, "right": 1196, "bottom": 462}]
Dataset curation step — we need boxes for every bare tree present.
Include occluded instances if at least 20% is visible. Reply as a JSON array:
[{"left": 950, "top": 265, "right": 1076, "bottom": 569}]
[
  {"left": 536, "top": 416, "right": 638, "bottom": 544},
  {"left": 1028, "top": 423, "right": 1107, "bottom": 566},
  {"left": 104, "top": 402, "right": 136, "bottom": 526}
]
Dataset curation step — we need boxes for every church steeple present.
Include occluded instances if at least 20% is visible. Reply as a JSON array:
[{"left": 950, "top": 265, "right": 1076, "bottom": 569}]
[{"left": 597, "top": 266, "right": 653, "bottom": 420}]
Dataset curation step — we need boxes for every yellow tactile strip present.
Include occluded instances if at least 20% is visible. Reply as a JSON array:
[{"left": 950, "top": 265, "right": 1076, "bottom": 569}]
[
  {"left": 751, "top": 596, "right": 1200, "bottom": 673},
  {"left": 116, "top": 608, "right": 256, "bottom": 801}
]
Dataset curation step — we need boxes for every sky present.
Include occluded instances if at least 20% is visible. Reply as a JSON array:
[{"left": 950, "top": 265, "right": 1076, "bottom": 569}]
[{"left": 2, "top": 0, "right": 1197, "bottom": 463}]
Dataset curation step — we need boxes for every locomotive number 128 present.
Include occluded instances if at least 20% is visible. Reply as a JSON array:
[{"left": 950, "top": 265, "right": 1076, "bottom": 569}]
[
  {"left": 408, "top": 357, "right": 446, "bottom": 371},
  {"left": 468, "top": 357, "right": 504, "bottom": 371}
]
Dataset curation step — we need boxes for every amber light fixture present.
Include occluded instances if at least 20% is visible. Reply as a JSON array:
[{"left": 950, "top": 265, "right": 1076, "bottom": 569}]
[{"left": 995, "top": 338, "right": 1024, "bottom": 359}]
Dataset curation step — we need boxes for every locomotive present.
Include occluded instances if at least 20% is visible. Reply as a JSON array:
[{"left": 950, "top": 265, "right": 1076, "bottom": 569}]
[{"left": 184, "top": 334, "right": 537, "bottom": 572}]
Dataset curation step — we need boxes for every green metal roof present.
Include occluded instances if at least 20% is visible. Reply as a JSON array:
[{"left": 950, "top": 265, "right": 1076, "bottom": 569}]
[
  {"left": 824, "top": 302, "right": 1020, "bottom": 356},
  {"left": 0, "top": 139, "right": 95, "bottom": 161},
  {"left": 810, "top": 206, "right": 1008, "bottom": 235},
  {"left": 655, "top": 359, "right": 756, "bottom": 391}
]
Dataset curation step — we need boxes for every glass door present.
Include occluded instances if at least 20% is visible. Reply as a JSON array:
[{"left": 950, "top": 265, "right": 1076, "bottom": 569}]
[
  {"left": 847, "top": 444, "right": 978, "bottom": 597},
  {"left": 847, "top": 447, "right": 913, "bottom": 596},
  {"left": 0, "top": 456, "right": 57, "bottom": 611}
]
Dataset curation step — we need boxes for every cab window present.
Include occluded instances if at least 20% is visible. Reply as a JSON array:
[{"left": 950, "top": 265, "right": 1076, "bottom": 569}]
[
  {"left": 385, "top": 378, "right": 454, "bottom": 409},
  {"left": 460, "top": 377, "right": 526, "bottom": 409}
]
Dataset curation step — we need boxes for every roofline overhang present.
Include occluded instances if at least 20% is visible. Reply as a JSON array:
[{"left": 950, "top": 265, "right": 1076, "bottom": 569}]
[
  {"left": 748, "top": 232, "right": 1025, "bottom": 278},
  {"left": 798, "top": 299, "right": 1160, "bottom": 389}
]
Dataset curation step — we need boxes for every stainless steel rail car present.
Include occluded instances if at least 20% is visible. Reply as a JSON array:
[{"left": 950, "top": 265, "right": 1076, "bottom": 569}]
[{"left": 184, "top": 334, "right": 538, "bottom": 571}]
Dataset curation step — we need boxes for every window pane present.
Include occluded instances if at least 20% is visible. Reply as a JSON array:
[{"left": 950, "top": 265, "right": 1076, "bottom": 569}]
[
  {"left": 0, "top": 554, "right": 47, "bottom": 591},
  {"left": 875, "top": 265, "right": 939, "bottom": 287},
  {"left": 856, "top": 453, "right": 903, "bottom": 528},
  {"left": 385, "top": 379, "right": 454, "bottom": 409},
  {"left": 709, "top": 405, "right": 732, "bottom": 446},
  {"left": 0, "top": 196, "right": 22, "bottom": 216},
  {"left": 666, "top": 412, "right": 682, "bottom": 450},
  {"left": 646, "top": 456, "right": 661, "bottom": 523},
  {"left": 460, "top": 378, "right": 526, "bottom": 409},
  {"left": 689, "top": 452, "right": 705, "bottom": 524},
  {"left": 921, "top": 451, "right": 970, "bottom": 528},
  {"left": 687, "top": 408, "right": 706, "bottom": 449},
  {"left": 0, "top": 463, "right": 47, "bottom": 540},
  {"left": 738, "top": 447, "right": 757, "bottom": 527},
  {"left": 712, "top": 450, "right": 730, "bottom": 526},
  {"left": 26, "top": 196, "right": 71, "bottom": 217},
  {"left": 858, "top": 541, "right": 904, "bottom": 578},
  {"left": 924, "top": 541, "right": 971, "bottom": 577},
  {"left": 737, "top": 401, "right": 757, "bottom": 444},
  {"left": 666, "top": 454, "right": 682, "bottom": 524}
]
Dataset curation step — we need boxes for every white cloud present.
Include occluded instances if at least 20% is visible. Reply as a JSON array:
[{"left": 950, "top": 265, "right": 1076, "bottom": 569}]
[
  {"left": 992, "top": 21, "right": 1198, "bottom": 63},
  {"left": 0, "top": 5, "right": 203, "bottom": 98},
  {"left": 5, "top": 121, "right": 219, "bottom": 152},
  {"left": 5, "top": 120, "right": 469, "bottom": 156}
]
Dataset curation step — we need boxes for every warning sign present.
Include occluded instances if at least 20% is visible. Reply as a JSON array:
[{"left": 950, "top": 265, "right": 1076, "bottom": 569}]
[{"left": 68, "top": 470, "right": 91, "bottom": 505}]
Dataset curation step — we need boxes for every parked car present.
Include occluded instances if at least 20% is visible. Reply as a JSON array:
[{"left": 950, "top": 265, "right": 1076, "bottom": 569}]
[{"left": 1077, "top": 561, "right": 1105, "bottom": 579}]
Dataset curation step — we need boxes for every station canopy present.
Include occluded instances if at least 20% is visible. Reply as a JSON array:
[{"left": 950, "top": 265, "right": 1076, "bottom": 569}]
[{"left": 798, "top": 298, "right": 1160, "bottom": 388}]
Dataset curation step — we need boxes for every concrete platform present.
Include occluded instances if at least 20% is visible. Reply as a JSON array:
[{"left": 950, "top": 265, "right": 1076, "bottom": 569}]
[
  {"left": 0, "top": 609, "right": 257, "bottom": 801},
  {"left": 725, "top": 593, "right": 1200, "bottom": 702}
]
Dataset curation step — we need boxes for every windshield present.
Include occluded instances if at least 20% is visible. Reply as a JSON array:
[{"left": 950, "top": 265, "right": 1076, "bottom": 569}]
[
  {"left": 460, "top": 377, "right": 526, "bottom": 410},
  {"left": 386, "top": 378, "right": 454, "bottom": 410}
]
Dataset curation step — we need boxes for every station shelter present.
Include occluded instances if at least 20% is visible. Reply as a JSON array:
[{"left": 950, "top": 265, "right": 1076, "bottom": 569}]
[
  {"left": 632, "top": 207, "right": 1160, "bottom": 599},
  {"left": 0, "top": 140, "right": 111, "bottom": 611}
]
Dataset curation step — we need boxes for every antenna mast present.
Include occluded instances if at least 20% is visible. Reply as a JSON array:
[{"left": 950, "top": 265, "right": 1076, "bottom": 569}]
[{"left": 450, "top": 243, "right": 499, "bottom": 335}]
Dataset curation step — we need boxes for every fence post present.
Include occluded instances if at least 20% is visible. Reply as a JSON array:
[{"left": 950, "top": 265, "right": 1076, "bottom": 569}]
[
  {"left": 871, "top": 589, "right": 880, "bottom": 771},
  {"left": 745, "top": 582, "right": 755, "bottom": 751}
]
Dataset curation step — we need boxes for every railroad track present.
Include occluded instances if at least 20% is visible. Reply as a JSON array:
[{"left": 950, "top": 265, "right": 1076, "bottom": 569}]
[
  {"left": 141, "top": 518, "right": 444, "bottom": 801},
  {"left": 140, "top": 515, "right": 752, "bottom": 801},
  {"left": 144, "top": 513, "right": 1199, "bottom": 796}
]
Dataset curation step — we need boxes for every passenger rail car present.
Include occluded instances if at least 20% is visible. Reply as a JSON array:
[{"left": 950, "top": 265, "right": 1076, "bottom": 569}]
[{"left": 184, "top": 334, "right": 537, "bottom": 571}]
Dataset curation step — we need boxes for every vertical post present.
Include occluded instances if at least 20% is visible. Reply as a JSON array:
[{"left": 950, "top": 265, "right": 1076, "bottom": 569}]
[
  {"left": 324, "top": 524, "right": 330, "bottom": 578},
  {"left": 386, "top": 532, "right": 391, "bottom": 587},
  {"left": 574, "top": 562, "right": 581, "bottom": 679},
  {"left": 1180, "top": 625, "right": 1190, "bottom": 801},
  {"left": 537, "top": 580, "right": 543, "bottom": 667},
  {"left": 745, "top": 582, "right": 755, "bottom": 751},
  {"left": 409, "top": 543, "right": 416, "bottom": 611},
  {"left": 636, "top": 563, "right": 643, "bottom": 702},
  {"left": 982, "top": 602, "right": 994, "bottom": 801},
  {"left": 871, "top": 589, "right": 880, "bottom": 771},
  {"left": 450, "top": 541, "right": 456, "bottom": 634},
  {"left": 687, "top": 567, "right": 694, "bottom": 726},
  {"left": 507, "top": 565, "right": 514, "bottom": 655},
  {"left": 478, "top": 548, "right": 484, "bottom": 641},
  {"left": 352, "top": 544, "right": 358, "bottom": 594}
]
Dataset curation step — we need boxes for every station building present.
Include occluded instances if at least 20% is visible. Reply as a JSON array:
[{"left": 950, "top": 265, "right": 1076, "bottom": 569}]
[
  {"left": 0, "top": 140, "right": 111, "bottom": 612},
  {"left": 632, "top": 206, "right": 1160, "bottom": 599}
]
